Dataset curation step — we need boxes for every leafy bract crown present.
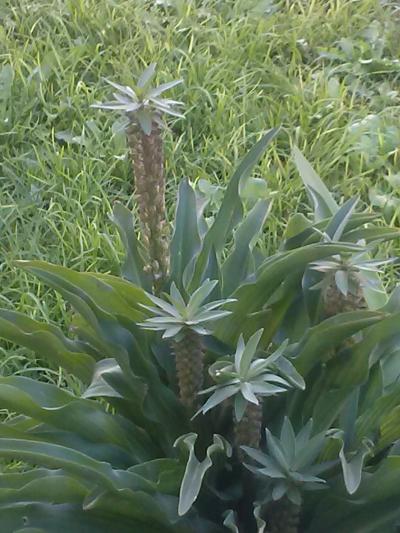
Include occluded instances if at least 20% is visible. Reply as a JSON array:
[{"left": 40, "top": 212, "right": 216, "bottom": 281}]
[
  {"left": 140, "top": 279, "right": 234, "bottom": 340},
  {"left": 310, "top": 251, "right": 393, "bottom": 296},
  {"left": 198, "top": 330, "right": 305, "bottom": 421},
  {"left": 243, "top": 418, "right": 330, "bottom": 505},
  {"left": 92, "top": 63, "right": 184, "bottom": 134}
]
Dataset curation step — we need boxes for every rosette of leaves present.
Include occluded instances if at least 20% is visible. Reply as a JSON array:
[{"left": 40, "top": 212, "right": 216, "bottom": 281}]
[
  {"left": 93, "top": 63, "right": 184, "bottom": 289},
  {"left": 140, "top": 280, "right": 234, "bottom": 409},
  {"left": 1, "top": 129, "right": 400, "bottom": 532},
  {"left": 198, "top": 330, "right": 304, "bottom": 451},
  {"left": 310, "top": 251, "right": 393, "bottom": 317},
  {"left": 243, "top": 418, "right": 330, "bottom": 532}
]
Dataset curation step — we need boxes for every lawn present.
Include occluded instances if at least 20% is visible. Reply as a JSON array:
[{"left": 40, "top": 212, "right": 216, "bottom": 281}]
[{"left": 1, "top": 0, "right": 400, "bottom": 375}]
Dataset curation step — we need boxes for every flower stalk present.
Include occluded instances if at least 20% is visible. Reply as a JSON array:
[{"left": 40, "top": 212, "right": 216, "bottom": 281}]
[
  {"left": 126, "top": 117, "right": 169, "bottom": 289},
  {"left": 173, "top": 329, "right": 205, "bottom": 410},
  {"left": 92, "top": 63, "right": 183, "bottom": 292}
]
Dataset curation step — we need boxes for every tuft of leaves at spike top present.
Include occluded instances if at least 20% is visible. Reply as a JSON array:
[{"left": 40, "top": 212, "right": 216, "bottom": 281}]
[
  {"left": 310, "top": 251, "right": 394, "bottom": 317},
  {"left": 92, "top": 64, "right": 184, "bottom": 292},
  {"left": 243, "top": 418, "right": 332, "bottom": 532},
  {"left": 140, "top": 279, "right": 234, "bottom": 410},
  {"left": 197, "top": 330, "right": 305, "bottom": 453}
]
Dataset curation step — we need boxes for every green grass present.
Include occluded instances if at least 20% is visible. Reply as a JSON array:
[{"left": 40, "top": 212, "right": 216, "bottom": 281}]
[{"left": 1, "top": 0, "right": 400, "bottom": 374}]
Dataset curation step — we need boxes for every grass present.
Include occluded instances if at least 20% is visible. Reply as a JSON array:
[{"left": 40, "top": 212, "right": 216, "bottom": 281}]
[{"left": 1, "top": 0, "right": 400, "bottom": 374}]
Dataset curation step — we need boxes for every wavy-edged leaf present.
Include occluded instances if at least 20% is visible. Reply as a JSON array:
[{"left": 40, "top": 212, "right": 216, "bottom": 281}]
[
  {"left": 0, "top": 377, "right": 151, "bottom": 461},
  {"left": 174, "top": 433, "right": 232, "bottom": 516},
  {"left": 329, "top": 432, "right": 372, "bottom": 494},
  {"left": 16, "top": 261, "right": 149, "bottom": 325},
  {"left": 0, "top": 310, "right": 95, "bottom": 383}
]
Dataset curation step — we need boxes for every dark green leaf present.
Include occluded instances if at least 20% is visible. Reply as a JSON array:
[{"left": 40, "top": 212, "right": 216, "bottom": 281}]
[
  {"left": 0, "top": 310, "right": 95, "bottom": 383},
  {"left": 294, "top": 310, "right": 384, "bottom": 376},
  {"left": 221, "top": 200, "right": 271, "bottom": 297},
  {"left": 190, "top": 128, "right": 279, "bottom": 288},
  {"left": 293, "top": 146, "right": 338, "bottom": 221},
  {"left": 216, "top": 242, "right": 365, "bottom": 345},
  {"left": 110, "top": 203, "right": 151, "bottom": 290},
  {"left": 170, "top": 179, "right": 202, "bottom": 292}
]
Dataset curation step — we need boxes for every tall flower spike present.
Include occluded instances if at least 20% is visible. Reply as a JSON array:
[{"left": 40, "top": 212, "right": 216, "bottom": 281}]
[
  {"left": 92, "top": 64, "right": 184, "bottom": 292},
  {"left": 197, "top": 330, "right": 305, "bottom": 454},
  {"left": 140, "top": 280, "right": 235, "bottom": 410},
  {"left": 310, "top": 251, "right": 393, "bottom": 317}
]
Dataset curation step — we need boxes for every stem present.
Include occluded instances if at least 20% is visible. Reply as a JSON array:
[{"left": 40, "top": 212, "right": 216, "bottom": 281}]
[
  {"left": 173, "top": 330, "right": 205, "bottom": 410},
  {"left": 234, "top": 402, "right": 262, "bottom": 459},
  {"left": 265, "top": 497, "right": 300, "bottom": 533},
  {"left": 126, "top": 118, "right": 169, "bottom": 292}
]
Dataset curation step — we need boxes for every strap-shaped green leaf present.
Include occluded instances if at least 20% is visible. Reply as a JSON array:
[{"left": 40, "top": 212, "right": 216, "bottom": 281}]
[
  {"left": 0, "top": 501, "right": 168, "bottom": 533},
  {"left": 283, "top": 212, "right": 379, "bottom": 251},
  {"left": 333, "top": 311, "right": 400, "bottom": 388},
  {"left": 0, "top": 422, "right": 136, "bottom": 468},
  {"left": 174, "top": 433, "right": 232, "bottom": 516},
  {"left": 0, "top": 377, "right": 149, "bottom": 460},
  {"left": 356, "top": 383, "right": 400, "bottom": 447},
  {"left": 0, "top": 469, "right": 55, "bottom": 490},
  {"left": 170, "top": 179, "right": 203, "bottom": 292},
  {"left": 293, "top": 146, "right": 338, "bottom": 221},
  {"left": 16, "top": 261, "right": 149, "bottom": 324},
  {"left": 215, "top": 242, "right": 363, "bottom": 345},
  {"left": 0, "top": 439, "right": 124, "bottom": 490},
  {"left": 110, "top": 203, "right": 152, "bottom": 290},
  {"left": 0, "top": 475, "right": 182, "bottom": 532},
  {"left": 378, "top": 404, "right": 400, "bottom": 451},
  {"left": 325, "top": 196, "right": 359, "bottom": 241},
  {"left": 15, "top": 261, "right": 163, "bottom": 388},
  {"left": 294, "top": 310, "right": 384, "bottom": 376},
  {"left": 189, "top": 128, "right": 279, "bottom": 289},
  {"left": 343, "top": 226, "right": 400, "bottom": 244},
  {"left": 0, "top": 310, "right": 95, "bottom": 383},
  {"left": 221, "top": 199, "right": 271, "bottom": 297},
  {"left": 0, "top": 474, "right": 88, "bottom": 506}
]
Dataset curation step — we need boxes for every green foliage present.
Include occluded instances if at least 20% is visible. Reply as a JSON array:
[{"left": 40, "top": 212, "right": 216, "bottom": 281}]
[
  {"left": 92, "top": 63, "right": 184, "bottom": 134},
  {"left": 2, "top": 0, "right": 400, "bottom": 357},
  {"left": 243, "top": 418, "right": 330, "bottom": 505},
  {"left": 1, "top": 128, "right": 400, "bottom": 532},
  {"left": 140, "top": 280, "right": 234, "bottom": 340},
  {"left": 198, "top": 331, "right": 303, "bottom": 421},
  {"left": 310, "top": 252, "right": 393, "bottom": 297}
]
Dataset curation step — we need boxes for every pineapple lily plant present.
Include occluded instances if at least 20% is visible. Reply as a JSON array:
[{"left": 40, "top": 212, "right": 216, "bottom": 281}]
[
  {"left": 92, "top": 63, "right": 184, "bottom": 290},
  {"left": 1, "top": 67, "right": 400, "bottom": 532}
]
